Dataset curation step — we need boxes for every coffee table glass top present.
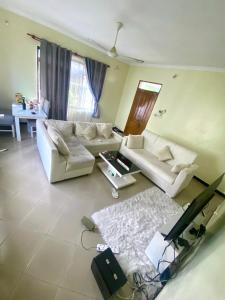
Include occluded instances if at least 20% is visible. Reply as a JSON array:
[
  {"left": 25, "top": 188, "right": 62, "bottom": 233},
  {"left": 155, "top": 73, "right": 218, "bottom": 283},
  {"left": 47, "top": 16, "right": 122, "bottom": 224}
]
[{"left": 99, "top": 151, "right": 140, "bottom": 176}]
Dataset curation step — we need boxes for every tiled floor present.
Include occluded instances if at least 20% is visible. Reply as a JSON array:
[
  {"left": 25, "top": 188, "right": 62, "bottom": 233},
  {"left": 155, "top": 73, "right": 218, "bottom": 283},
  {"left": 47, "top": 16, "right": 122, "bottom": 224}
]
[{"left": 0, "top": 130, "right": 223, "bottom": 300}]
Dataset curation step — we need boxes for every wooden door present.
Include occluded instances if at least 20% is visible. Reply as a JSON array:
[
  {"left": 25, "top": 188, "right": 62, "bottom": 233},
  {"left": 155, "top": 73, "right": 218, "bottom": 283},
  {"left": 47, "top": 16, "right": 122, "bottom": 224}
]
[{"left": 124, "top": 88, "right": 158, "bottom": 135}]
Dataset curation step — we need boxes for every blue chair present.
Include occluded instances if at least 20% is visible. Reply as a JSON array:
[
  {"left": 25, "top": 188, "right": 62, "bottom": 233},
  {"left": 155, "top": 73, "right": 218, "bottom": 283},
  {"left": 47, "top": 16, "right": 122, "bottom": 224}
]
[
  {"left": 0, "top": 109, "right": 15, "bottom": 138},
  {"left": 27, "top": 100, "right": 50, "bottom": 138}
]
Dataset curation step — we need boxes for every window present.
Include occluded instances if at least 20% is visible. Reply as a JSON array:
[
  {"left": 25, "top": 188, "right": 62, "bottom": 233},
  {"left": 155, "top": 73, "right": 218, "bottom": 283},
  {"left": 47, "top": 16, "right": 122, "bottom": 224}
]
[
  {"left": 67, "top": 56, "right": 95, "bottom": 121},
  {"left": 37, "top": 51, "right": 94, "bottom": 121},
  {"left": 139, "top": 81, "right": 161, "bottom": 93},
  {"left": 37, "top": 46, "right": 40, "bottom": 100}
]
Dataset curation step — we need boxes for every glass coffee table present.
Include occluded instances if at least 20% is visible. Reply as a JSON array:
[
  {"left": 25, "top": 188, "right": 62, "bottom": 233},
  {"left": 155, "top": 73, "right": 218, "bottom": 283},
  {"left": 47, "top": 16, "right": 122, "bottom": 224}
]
[{"left": 98, "top": 151, "right": 140, "bottom": 190}]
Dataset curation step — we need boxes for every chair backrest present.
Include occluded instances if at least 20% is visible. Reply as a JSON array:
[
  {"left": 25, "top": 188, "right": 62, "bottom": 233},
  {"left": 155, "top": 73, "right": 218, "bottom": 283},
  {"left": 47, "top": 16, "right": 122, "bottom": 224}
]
[{"left": 42, "top": 99, "right": 50, "bottom": 117}]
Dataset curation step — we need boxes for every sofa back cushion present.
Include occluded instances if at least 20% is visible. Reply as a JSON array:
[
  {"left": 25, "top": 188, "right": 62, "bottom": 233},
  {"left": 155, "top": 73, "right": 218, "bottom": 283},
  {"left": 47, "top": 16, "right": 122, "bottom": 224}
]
[
  {"left": 127, "top": 135, "right": 144, "bottom": 149},
  {"left": 75, "top": 122, "right": 96, "bottom": 140},
  {"left": 47, "top": 126, "right": 70, "bottom": 156},
  {"left": 96, "top": 123, "right": 112, "bottom": 139},
  {"left": 45, "top": 119, "right": 74, "bottom": 138},
  {"left": 142, "top": 130, "right": 158, "bottom": 151},
  {"left": 142, "top": 129, "right": 197, "bottom": 166},
  {"left": 152, "top": 136, "right": 197, "bottom": 166}
]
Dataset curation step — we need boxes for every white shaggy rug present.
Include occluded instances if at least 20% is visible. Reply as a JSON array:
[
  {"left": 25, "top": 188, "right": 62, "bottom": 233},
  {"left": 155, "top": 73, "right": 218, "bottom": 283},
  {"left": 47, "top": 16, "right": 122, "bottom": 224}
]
[{"left": 92, "top": 186, "right": 180, "bottom": 275}]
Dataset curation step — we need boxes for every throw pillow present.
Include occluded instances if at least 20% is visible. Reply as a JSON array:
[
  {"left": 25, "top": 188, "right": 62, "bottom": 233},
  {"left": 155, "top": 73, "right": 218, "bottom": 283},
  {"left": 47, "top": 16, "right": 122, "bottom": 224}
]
[
  {"left": 83, "top": 125, "right": 96, "bottom": 140},
  {"left": 76, "top": 122, "right": 96, "bottom": 140},
  {"left": 127, "top": 135, "right": 144, "bottom": 149},
  {"left": 155, "top": 146, "right": 173, "bottom": 161},
  {"left": 96, "top": 123, "right": 112, "bottom": 139},
  {"left": 47, "top": 126, "right": 70, "bottom": 156},
  {"left": 171, "top": 163, "right": 190, "bottom": 173},
  {"left": 45, "top": 119, "right": 74, "bottom": 138}
]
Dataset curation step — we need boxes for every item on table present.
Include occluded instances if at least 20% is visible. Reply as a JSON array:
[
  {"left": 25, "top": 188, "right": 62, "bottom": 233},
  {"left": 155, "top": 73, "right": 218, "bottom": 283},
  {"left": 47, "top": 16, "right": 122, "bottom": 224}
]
[
  {"left": 15, "top": 93, "right": 23, "bottom": 104},
  {"left": 34, "top": 103, "right": 38, "bottom": 111},
  {"left": 22, "top": 97, "right": 26, "bottom": 110},
  {"left": 29, "top": 100, "right": 34, "bottom": 109}
]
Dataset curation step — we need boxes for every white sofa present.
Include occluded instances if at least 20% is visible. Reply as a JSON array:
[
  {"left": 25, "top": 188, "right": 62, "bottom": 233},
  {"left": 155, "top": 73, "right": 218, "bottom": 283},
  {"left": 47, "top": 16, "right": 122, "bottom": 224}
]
[
  {"left": 120, "top": 130, "right": 198, "bottom": 197},
  {"left": 37, "top": 119, "right": 122, "bottom": 183}
]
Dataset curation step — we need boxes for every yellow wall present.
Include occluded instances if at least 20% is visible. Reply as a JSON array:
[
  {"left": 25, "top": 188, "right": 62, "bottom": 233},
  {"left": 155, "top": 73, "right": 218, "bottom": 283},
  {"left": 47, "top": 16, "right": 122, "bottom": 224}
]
[
  {"left": 115, "top": 66, "right": 225, "bottom": 192},
  {"left": 0, "top": 8, "right": 128, "bottom": 123}
]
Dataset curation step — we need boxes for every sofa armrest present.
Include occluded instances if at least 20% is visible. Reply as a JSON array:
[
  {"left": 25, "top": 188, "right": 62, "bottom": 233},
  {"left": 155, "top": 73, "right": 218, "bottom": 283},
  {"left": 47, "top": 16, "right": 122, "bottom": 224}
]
[
  {"left": 112, "top": 131, "right": 123, "bottom": 143},
  {"left": 37, "top": 119, "right": 60, "bottom": 182},
  {"left": 178, "top": 163, "right": 199, "bottom": 177},
  {"left": 172, "top": 164, "right": 199, "bottom": 194},
  {"left": 121, "top": 136, "right": 128, "bottom": 148}
]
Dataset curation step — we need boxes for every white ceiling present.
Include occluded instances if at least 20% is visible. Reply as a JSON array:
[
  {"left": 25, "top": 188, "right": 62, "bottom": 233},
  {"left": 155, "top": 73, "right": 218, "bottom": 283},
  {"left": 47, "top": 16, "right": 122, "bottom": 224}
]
[{"left": 1, "top": 0, "right": 225, "bottom": 69}]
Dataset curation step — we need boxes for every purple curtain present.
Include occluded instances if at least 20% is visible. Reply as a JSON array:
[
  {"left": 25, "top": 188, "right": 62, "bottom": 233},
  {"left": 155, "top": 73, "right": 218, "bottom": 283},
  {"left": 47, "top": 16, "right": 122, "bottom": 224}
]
[
  {"left": 40, "top": 39, "right": 72, "bottom": 120},
  {"left": 85, "top": 57, "right": 107, "bottom": 118}
]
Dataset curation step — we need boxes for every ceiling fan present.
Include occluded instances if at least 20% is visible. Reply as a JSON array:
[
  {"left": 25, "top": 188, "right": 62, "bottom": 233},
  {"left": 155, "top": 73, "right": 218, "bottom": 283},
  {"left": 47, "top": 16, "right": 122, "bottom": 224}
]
[{"left": 90, "top": 22, "right": 144, "bottom": 64}]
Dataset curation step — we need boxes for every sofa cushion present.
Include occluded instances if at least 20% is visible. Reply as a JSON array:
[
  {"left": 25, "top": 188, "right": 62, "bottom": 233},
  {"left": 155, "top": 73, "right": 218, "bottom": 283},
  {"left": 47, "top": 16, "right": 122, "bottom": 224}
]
[
  {"left": 77, "top": 136, "right": 120, "bottom": 155},
  {"left": 76, "top": 122, "right": 96, "bottom": 140},
  {"left": 47, "top": 126, "right": 70, "bottom": 156},
  {"left": 148, "top": 134, "right": 197, "bottom": 166},
  {"left": 122, "top": 148, "right": 177, "bottom": 184},
  {"left": 45, "top": 119, "right": 74, "bottom": 138},
  {"left": 96, "top": 123, "right": 112, "bottom": 139},
  {"left": 142, "top": 130, "right": 159, "bottom": 152},
  {"left": 127, "top": 135, "right": 144, "bottom": 149},
  {"left": 66, "top": 144, "right": 95, "bottom": 171},
  {"left": 171, "top": 163, "right": 190, "bottom": 173},
  {"left": 155, "top": 145, "right": 173, "bottom": 162}
]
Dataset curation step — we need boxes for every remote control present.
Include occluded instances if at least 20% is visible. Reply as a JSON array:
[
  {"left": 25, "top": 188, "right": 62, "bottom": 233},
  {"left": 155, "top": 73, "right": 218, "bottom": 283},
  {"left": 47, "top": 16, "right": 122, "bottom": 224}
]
[
  {"left": 116, "top": 158, "right": 130, "bottom": 171},
  {"left": 96, "top": 244, "right": 120, "bottom": 254}
]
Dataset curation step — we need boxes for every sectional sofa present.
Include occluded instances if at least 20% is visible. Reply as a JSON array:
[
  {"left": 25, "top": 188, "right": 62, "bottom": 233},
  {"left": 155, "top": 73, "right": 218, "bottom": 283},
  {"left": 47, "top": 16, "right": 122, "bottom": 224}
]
[{"left": 37, "top": 119, "right": 122, "bottom": 183}]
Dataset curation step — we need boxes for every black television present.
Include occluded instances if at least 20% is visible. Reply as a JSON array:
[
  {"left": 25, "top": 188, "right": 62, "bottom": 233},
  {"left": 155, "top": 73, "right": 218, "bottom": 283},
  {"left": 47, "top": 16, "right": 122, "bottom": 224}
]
[{"left": 164, "top": 173, "right": 224, "bottom": 241}]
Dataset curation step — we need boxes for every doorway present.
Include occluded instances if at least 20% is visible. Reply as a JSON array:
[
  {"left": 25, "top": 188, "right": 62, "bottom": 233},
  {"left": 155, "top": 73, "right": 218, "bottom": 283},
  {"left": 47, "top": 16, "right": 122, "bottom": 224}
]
[{"left": 124, "top": 81, "right": 161, "bottom": 135}]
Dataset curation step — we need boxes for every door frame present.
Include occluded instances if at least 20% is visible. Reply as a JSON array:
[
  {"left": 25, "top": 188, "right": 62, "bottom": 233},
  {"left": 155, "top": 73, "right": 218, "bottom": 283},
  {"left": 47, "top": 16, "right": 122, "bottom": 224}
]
[{"left": 124, "top": 80, "right": 162, "bottom": 135}]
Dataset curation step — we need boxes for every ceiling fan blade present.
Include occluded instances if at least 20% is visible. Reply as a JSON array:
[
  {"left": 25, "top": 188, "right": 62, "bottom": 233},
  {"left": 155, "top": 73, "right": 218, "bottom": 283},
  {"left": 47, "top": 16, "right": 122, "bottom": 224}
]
[
  {"left": 120, "top": 55, "right": 145, "bottom": 63},
  {"left": 113, "top": 22, "right": 123, "bottom": 48}
]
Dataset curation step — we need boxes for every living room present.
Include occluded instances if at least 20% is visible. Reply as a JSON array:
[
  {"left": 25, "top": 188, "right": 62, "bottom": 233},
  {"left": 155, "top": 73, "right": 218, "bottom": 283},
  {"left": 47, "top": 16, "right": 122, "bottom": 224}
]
[{"left": 0, "top": 1, "right": 225, "bottom": 300}]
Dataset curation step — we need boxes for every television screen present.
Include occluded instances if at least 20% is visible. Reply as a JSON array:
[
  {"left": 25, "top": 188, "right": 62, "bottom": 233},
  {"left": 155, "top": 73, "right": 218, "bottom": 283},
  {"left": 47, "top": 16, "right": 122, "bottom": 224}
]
[{"left": 164, "top": 173, "right": 224, "bottom": 241}]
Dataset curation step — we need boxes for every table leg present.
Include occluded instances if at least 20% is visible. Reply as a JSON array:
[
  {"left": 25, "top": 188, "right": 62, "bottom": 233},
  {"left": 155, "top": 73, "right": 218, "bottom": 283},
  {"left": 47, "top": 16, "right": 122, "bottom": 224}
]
[
  {"left": 15, "top": 117, "right": 21, "bottom": 141},
  {"left": 11, "top": 124, "right": 15, "bottom": 138}
]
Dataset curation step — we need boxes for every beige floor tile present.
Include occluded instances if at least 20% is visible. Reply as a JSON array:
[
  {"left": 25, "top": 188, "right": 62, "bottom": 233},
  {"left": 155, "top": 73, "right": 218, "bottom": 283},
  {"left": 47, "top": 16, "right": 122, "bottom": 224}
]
[
  {"left": 55, "top": 288, "right": 96, "bottom": 300},
  {"left": 49, "top": 211, "right": 87, "bottom": 244},
  {"left": 0, "top": 265, "right": 22, "bottom": 300},
  {"left": 26, "top": 238, "right": 74, "bottom": 285},
  {"left": 0, "top": 228, "right": 43, "bottom": 271},
  {"left": 61, "top": 245, "right": 102, "bottom": 299},
  {"left": 0, "top": 194, "right": 36, "bottom": 223},
  {"left": 49, "top": 207, "right": 104, "bottom": 246},
  {"left": 21, "top": 201, "right": 65, "bottom": 233},
  {"left": 0, "top": 220, "right": 16, "bottom": 244},
  {"left": 11, "top": 275, "right": 57, "bottom": 300}
]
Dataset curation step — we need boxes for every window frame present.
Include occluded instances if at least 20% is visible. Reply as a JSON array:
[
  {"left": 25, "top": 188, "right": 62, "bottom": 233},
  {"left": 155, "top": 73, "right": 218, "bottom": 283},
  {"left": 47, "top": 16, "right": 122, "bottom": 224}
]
[
  {"left": 37, "top": 46, "right": 40, "bottom": 101},
  {"left": 67, "top": 55, "right": 95, "bottom": 119}
]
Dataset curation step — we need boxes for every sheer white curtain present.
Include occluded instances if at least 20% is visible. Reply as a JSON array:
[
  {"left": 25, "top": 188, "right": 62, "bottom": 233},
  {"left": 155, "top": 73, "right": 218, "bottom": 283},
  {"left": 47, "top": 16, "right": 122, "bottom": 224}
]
[{"left": 67, "top": 56, "right": 95, "bottom": 122}]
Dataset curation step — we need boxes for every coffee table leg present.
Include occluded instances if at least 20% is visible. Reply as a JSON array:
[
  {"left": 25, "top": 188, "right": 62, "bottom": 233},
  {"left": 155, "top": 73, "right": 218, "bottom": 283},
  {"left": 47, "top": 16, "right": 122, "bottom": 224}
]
[
  {"left": 112, "top": 188, "right": 119, "bottom": 199},
  {"left": 97, "top": 161, "right": 137, "bottom": 190}
]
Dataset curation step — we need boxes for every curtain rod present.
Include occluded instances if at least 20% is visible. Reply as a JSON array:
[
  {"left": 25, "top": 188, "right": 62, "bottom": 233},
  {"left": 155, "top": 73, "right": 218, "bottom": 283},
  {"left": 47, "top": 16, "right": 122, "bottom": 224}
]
[{"left": 27, "top": 33, "right": 110, "bottom": 68}]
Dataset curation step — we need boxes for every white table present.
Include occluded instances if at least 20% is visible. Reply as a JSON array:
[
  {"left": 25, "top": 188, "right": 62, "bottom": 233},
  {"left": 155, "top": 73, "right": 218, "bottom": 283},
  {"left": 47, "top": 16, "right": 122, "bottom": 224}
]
[
  {"left": 12, "top": 104, "right": 47, "bottom": 141},
  {"left": 98, "top": 151, "right": 140, "bottom": 189}
]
